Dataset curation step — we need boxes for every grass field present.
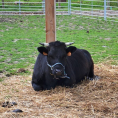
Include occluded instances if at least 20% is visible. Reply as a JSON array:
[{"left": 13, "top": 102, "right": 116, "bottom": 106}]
[
  {"left": 0, "top": 15, "right": 118, "bottom": 118},
  {"left": 0, "top": 15, "right": 118, "bottom": 78}
]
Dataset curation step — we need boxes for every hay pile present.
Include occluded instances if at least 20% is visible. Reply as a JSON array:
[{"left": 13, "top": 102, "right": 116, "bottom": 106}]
[{"left": 0, "top": 64, "right": 118, "bottom": 118}]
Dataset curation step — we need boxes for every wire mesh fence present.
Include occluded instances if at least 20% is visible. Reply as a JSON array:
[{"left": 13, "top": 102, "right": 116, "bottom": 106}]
[
  {"left": 0, "top": 0, "right": 118, "bottom": 21},
  {"left": 0, "top": 0, "right": 70, "bottom": 15},
  {"left": 0, "top": 1, "right": 46, "bottom": 15},
  {"left": 71, "top": 0, "right": 118, "bottom": 21}
]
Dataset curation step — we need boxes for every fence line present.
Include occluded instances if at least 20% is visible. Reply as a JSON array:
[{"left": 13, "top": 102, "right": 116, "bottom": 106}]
[
  {"left": 0, "top": 0, "right": 118, "bottom": 21},
  {"left": 71, "top": 0, "right": 118, "bottom": 20}
]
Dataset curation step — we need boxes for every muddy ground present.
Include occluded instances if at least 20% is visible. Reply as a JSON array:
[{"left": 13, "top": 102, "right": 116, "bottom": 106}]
[{"left": 0, "top": 64, "right": 118, "bottom": 118}]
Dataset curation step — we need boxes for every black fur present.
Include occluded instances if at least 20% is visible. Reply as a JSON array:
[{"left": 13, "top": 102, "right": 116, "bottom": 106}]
[{"left": 32, "top": 41, "right": 94, "bottom": 91}]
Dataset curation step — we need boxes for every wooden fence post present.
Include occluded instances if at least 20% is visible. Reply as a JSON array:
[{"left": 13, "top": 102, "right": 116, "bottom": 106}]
[{"left": 45, "top": 0, "right": 56, "bottom": 43}]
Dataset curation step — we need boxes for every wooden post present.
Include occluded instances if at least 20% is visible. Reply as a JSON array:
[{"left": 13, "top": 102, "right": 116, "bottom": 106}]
[{"left": 45, "top": 0, "right": 56, "bottom": 43}]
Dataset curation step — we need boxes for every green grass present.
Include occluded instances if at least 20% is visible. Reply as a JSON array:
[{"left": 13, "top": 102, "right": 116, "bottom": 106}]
[
  {"left": 0, "top": 15, "right": 118, "bottom": 77},
  {"left": 0, "top": 78, "right": 4, "bottom": 82}
]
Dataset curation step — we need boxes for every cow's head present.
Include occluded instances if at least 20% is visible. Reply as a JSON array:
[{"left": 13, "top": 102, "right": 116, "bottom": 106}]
[{"left": 37, "top": 41, "right": 76, "bottom": 78}]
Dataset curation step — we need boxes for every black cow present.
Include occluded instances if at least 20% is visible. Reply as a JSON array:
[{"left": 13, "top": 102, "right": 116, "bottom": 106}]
[{"left": 32, "top": 41, "right": 94, "bottom": 91}]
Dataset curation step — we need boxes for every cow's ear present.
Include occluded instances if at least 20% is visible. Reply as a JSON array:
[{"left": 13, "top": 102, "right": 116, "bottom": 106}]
[
  {"left": 66, "top": 46, "right": 76, "bottom": 56},
  {"left": 37, "top": 47, "right": 48, "bottom": 56}
]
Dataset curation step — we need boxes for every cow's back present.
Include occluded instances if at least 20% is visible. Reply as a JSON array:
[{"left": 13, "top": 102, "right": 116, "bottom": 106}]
[{"left": 66, "top": 49, "right": 94, "bottom": 83}]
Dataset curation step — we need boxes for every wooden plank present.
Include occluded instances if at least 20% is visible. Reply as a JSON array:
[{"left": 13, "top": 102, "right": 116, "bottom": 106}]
[{"left": 45, "top": 0, "right": 56, "bottom": 43}]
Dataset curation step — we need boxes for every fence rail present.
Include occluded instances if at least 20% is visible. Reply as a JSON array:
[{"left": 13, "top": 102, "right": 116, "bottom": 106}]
[{"left": 0, "top": 0, "right": 118, "bottom": 21}]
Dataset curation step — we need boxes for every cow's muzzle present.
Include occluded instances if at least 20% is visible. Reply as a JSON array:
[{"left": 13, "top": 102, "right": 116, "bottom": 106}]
[{"left": 47, "top": 62, "right": 70, "bottom": 79}]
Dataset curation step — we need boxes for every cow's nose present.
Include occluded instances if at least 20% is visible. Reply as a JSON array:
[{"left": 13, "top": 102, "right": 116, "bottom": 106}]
[{"left": 55, "top": 69, "right": 62, "bottom": 76}]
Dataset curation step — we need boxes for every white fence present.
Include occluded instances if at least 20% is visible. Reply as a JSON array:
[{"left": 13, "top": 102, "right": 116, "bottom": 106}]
[
  {"left": 0, "top": 1, "right": 70, "bottom": 15},
  {"left": 71, "top": 0, "right": 118, "bottom": 21},
  {"left": 0, "top": 0, "right": 118, "bottom": 21}
]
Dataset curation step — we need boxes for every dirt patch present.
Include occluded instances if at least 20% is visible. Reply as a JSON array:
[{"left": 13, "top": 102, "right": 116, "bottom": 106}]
[
  {"left": 0, "top": 64, "right": 118, "bottom": 118},
  {"left": 104, "top": 38, "right": 111, "bottom": 41},
  {"left": 0, "top": 17, "right": 17, "bottom": 23}
]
